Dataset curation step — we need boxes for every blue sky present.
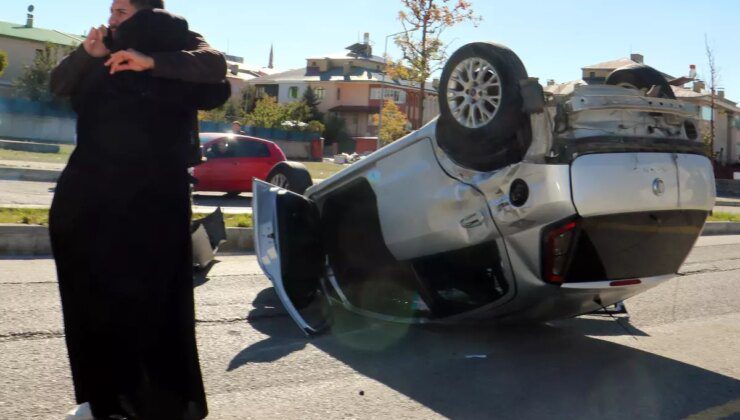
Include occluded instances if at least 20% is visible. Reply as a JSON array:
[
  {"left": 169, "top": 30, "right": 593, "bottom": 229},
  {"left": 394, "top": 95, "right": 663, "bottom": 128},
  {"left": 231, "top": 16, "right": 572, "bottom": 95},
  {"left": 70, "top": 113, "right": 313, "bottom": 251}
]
[{"left": 4, "top": 0, "right": 739, "bottom": 101}]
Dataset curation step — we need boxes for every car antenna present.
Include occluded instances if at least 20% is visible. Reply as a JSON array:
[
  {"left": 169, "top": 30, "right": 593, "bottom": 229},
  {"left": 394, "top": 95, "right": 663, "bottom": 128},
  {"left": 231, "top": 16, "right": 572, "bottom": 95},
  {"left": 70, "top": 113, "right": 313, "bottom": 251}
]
[{"left": 593, "top": 296, "right": 637, "bottom": 341}]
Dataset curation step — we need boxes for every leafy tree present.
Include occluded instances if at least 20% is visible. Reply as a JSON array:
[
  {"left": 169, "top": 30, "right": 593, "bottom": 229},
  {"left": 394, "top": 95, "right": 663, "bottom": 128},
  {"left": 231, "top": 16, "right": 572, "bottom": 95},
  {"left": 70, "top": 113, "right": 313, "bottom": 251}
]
[
  {"left": 0, "top": 50, "right": 8, "bottom": 77},
  {"left": 704, "top": 34, "right": 720, "bottom": 161},
  {"left": 302, "top": 86, "right": 324, "bottom": 121},
  {"left": 199, "top": 86, "right": 256, "bottom": 123},
  {"left": 239, "top": 84, "right": 258, "bottom": 114},
  {"left": 282, "top": 101, "right": 312, "bottom": 123},
  {"left": 14, "top": 43, "right": 72, "bottom": 101},
  {"left": 245, "top": 96, "right": 285, "bottom": 128},
  {"left": 390, "top": 0, "right": 480, "bottom": 126},
  {"left": 379, "top": 100, "right": 409, "bottom": 145}
]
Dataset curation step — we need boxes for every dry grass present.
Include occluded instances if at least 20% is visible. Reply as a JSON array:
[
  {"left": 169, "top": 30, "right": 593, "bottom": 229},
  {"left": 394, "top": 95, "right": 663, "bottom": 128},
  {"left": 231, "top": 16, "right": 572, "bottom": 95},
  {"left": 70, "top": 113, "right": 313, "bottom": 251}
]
[{"left": 0, "top": 145, "right": 74, "bottom": 164}]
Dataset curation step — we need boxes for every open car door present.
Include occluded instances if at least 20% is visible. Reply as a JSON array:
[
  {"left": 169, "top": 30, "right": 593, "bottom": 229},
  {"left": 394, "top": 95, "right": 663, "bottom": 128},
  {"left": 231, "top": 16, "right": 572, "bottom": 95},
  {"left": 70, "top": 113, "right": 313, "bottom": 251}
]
[{"left": 253, "top": 179, "right": 330, "bottom": 335}]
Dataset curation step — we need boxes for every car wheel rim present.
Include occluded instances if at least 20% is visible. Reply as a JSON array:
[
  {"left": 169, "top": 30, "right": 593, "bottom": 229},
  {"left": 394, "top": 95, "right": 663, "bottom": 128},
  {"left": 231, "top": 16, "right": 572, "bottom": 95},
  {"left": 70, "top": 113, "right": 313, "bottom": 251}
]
[
  {"left": 447, "top": 57, "right": 502, "bottom": 129},
  {"left": 271, "top": 174, "right": 289, "bottom": 188}
]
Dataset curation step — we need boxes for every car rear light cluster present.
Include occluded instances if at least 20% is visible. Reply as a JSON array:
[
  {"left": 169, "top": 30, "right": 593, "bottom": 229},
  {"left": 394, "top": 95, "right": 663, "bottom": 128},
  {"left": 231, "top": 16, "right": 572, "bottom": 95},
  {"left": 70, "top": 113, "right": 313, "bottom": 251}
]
[{"left": 543, "top": 219, "right": 579, "bottom": 284}]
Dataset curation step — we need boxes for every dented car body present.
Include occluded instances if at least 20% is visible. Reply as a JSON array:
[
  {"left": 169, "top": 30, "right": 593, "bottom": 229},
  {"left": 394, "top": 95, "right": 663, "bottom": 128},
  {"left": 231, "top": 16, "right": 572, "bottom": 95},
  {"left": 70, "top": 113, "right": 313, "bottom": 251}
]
[{"left": 254, "top": 43, "right": 715, "bottom": 334}]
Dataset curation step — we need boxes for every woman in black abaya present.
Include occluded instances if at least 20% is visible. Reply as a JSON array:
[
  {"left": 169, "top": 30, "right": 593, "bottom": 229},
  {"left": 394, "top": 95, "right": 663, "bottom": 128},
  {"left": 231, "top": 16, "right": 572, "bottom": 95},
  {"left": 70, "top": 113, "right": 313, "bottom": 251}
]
[{"left": 49, "top": 9, "right": 226, "bottom": 419}]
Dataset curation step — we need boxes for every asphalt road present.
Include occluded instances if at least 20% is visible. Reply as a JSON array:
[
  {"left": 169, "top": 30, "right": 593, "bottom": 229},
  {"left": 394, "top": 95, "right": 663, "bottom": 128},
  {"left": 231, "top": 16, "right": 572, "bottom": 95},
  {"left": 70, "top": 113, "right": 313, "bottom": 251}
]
[{"left": 1, "top": 236, "right": 739, "bottom": 419}]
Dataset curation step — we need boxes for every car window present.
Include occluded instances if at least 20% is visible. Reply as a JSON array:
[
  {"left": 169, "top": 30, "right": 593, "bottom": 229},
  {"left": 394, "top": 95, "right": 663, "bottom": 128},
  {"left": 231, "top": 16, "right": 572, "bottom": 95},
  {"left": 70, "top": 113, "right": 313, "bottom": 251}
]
[
  {"left": 234, "top": 139, "right": 271, "bottom": 158},
  {"left": 204, "top": 139, "right": 236, "bottom": 160}
]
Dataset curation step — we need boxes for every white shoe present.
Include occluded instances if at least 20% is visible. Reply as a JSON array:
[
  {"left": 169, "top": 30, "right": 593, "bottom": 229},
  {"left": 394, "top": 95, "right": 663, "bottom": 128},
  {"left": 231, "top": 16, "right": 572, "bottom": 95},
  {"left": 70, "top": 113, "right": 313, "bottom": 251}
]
[{"left": 65, "top": 402, "right": 94, "bottom": 420}]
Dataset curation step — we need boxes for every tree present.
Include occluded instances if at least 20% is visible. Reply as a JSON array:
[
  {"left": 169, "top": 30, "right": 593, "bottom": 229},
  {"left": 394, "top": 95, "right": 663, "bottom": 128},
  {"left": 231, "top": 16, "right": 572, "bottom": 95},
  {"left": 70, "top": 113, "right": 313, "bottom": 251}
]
[
  {"left": 704, "top": 34, "right": 720, "bottom": 161},
  {"left": 323, "top": 113, "right": 353, "bottom": 152},
  {"left": 13, "top": 43, "right": 71, "bottom": 102},
  {"left": 0, "top": 50, "right": 8, "bottom": 78},
  {"left": 379, "top": 100, "right": 409, "bottom": 145},
  {"left": 245, "top": 96, "right": 285, "bottom": 128},
  {"left": 390, "top": 0, "right": 480, "bottom": 126},
  {"left": 301, "top": 86, "right": 324, "bottom": 121},
  {"left": 239, "top": 84, "right": 258, "bottom": 115},
  {"left": 282, "top": 101, "right": 312, "bottom": 123}
]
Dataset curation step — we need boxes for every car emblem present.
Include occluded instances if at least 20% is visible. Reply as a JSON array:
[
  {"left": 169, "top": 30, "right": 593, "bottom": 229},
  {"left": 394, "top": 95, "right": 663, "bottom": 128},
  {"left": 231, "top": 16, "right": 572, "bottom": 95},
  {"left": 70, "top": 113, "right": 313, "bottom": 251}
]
[{"left": 652, "top": 178, "right": 666, "bottom": 196}]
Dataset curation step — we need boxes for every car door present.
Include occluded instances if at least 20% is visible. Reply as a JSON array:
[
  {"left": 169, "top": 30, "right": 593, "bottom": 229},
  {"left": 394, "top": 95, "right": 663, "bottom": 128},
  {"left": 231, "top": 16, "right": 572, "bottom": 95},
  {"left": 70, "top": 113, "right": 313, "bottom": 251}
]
[
  {"left": 232, "top": 139, "right": 276, "bottom": 191},
  {"left": 195, "top": 138, "right": 234, "bottom": 191},
  {"left": 253, "top": 179, "right": 330, "bottom": 335}
]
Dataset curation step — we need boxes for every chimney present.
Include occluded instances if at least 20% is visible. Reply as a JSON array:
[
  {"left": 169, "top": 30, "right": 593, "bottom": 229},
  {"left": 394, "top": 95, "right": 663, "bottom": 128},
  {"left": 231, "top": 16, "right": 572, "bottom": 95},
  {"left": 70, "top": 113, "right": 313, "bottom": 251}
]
[
  {"left": 630, "top": 53, "right": 644, "bottom": 64},
  {"left": 547, "top": 79, "right": 556, "bottom": 86},
  {"left": 363, "top": 32, "right": 370, "bottom": 45},
  {"left": 25, "top": 5, "right": 35, "bottom": 28},
  {"left": 718, "top": 88, "right": 725, "bottom": 99},
  {"left": 688, "top": 64, "right": 697, "bottom": 79},
  {"left": 693, "top": 80, "right": 705, "bottom": 93},
  {"left": 343, "top": 62, "right": 351, "bottom": 76}
]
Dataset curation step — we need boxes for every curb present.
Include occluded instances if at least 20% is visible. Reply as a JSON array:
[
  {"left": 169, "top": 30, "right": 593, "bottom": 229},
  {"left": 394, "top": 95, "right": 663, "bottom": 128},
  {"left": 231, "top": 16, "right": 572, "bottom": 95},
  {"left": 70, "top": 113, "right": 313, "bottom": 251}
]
[
  {"left": 701, "top": 221, "right": 740, "bottom": 236},
  {"left": 1, "top": 222, "right": 739, "bottom": 257},
  {"left": 0, "top": 139, "right": 60, "bottom": 154},
  {"left": 715, "top": 199, "right": 740, "bottom": 208},
  {"left": 0, "top": 224, "right": 255, "bottom": 257},
  {"left": 0, "top": 167, "right": 61, "bottom": 182}
]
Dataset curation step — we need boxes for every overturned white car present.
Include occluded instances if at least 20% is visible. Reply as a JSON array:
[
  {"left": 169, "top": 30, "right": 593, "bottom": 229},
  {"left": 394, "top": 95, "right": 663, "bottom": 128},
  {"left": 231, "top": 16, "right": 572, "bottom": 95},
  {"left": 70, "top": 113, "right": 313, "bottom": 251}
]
[{"left": 254, "top": 42, "right": 715, "bottom": 334}]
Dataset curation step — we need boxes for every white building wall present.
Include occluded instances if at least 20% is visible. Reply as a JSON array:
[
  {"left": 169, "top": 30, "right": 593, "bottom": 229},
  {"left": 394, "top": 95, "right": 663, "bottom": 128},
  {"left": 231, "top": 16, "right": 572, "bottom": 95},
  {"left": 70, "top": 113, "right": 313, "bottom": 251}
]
[{"left": 277, "top": 82, "right": 308, "bottom": 104}]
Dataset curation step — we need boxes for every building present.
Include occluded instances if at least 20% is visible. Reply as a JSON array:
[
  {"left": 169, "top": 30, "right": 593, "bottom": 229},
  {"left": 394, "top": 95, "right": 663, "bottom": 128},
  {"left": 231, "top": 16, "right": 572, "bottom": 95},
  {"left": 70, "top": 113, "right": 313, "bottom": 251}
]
[
  {"left": 244, "top": 33, "right": 439, "bottom": 139},
  {"left": 0, "top": 8, "right": 83, "bottom": 96},
  {"left": 577, "top": 53, "right": 739, "bottom": 164},
  {"left": 223, "top": 53, "right": 278, "bottom": 99}
]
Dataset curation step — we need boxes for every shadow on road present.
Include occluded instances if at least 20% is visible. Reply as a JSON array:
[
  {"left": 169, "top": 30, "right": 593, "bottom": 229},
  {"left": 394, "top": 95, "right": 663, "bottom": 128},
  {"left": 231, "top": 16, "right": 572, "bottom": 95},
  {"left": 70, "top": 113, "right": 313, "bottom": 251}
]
[
  {"left": 230, "top": 287, "right": 740, "bottom": 418},
  {"left": 193, "top": 260, "right": 219, "bottom": 288}
]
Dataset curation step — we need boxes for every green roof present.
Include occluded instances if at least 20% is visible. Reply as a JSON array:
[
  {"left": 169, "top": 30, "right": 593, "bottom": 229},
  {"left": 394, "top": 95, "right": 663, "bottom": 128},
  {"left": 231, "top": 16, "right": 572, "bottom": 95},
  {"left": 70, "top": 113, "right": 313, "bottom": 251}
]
[{"left": 0, "top": 21, "right": 84, "bottom": 47}]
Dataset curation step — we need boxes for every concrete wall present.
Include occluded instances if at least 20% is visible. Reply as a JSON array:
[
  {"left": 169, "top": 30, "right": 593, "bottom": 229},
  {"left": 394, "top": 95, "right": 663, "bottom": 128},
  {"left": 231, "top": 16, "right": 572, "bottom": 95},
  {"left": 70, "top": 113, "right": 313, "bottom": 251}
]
[
  {"left": 0, "top": 110, "right": 76, "bottom": 143},
  {"left": 277, "top": 82, "right": 308, "bottom": 104}
]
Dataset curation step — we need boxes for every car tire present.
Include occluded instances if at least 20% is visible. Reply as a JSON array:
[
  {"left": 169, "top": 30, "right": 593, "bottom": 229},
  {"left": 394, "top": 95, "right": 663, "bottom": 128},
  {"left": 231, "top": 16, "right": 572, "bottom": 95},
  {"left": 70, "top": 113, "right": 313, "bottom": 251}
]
[
  {"left": 436, "top": 42, "right": 530, "bottom": 171},
  {"left": 266, "top": 161, "right": 313, "bottom": 195},
  {"left": 605, "top": 64, "right": 676, "bottom": 99}
]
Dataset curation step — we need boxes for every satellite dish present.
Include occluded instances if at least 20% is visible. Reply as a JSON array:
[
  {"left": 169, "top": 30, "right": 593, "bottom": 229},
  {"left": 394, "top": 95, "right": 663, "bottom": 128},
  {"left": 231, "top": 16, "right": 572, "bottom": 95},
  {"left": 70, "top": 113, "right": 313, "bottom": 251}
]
[{"left": 28, "top": 5, "right": 35, "bottom": 13}]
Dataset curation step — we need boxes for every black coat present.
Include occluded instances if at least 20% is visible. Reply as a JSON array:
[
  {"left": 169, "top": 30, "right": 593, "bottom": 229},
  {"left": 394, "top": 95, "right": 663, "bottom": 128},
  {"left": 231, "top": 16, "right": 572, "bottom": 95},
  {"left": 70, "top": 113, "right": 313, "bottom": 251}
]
[{"left": 49, "top": 9, "right": 227, "bottom": 419}]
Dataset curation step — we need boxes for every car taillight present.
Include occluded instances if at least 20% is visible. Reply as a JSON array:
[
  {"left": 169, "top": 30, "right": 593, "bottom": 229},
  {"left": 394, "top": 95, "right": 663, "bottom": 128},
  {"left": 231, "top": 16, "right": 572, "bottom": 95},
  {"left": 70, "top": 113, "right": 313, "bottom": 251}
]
[{"left": 543, "top": 219, "right": 578, "bottom": 284}]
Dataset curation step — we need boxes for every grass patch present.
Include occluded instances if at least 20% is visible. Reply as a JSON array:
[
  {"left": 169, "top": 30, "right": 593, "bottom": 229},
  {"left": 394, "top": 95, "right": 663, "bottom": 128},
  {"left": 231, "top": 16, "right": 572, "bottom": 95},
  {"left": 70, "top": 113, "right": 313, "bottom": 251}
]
[
  {"left": 708, "top": 211, "right": 740, "bottom": 222},
  {"left": 0, "top": 208, "right": 50, "bottom": 225},
  {"left": 302, "top": 161, "right": 346, "bottom": 180},
  {"left": 0, "top": 144, "right": 74, "bottom": 164},
  {"left": 0, "top": 207, "right": 253, "bottom": 228},
  {"left": 193, "top": 212, "right": 252, "bottom": 228}
]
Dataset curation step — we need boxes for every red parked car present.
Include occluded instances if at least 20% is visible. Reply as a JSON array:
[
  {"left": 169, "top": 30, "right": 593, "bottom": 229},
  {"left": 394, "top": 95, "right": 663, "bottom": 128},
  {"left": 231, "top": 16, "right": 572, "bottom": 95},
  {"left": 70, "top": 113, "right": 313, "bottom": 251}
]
[{"left": 192, "top": 133, "right": 286, "bottom": 193}]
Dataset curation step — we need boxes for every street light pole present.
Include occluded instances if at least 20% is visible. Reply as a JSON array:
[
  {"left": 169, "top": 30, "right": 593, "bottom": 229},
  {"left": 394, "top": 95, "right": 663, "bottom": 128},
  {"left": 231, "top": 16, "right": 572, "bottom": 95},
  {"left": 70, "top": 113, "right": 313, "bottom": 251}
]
[{"left": 377, "top": 30, "right": 409, "bottom": 147}]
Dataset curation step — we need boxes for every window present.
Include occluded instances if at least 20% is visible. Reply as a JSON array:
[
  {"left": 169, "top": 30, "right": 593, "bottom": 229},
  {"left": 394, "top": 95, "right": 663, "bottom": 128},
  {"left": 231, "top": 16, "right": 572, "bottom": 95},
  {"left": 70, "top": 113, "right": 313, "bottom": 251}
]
[
  {"left": 589, "top": 71, "right": 596, "bottom": 79},
  {"left": 370, "top": 88, "right": 406, "bottom": 104},
  {"left": 288, "top": 86, "right": 299, "bottom": 99},
  {"left": 204, "top": 139, "right": 235, "bottom": 159},
  {"left": 255, "top": 86, "right": 266, "bottom": 99},
  {"left": 314, "top": 87, "right": 325, "bottom": 99},
  {"left": 235, "top": 140, "right": 270, "bottom": 158},
  {"left": 701, "top": 106, "right": 713, "bottom": 121}
]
